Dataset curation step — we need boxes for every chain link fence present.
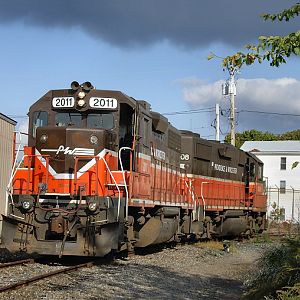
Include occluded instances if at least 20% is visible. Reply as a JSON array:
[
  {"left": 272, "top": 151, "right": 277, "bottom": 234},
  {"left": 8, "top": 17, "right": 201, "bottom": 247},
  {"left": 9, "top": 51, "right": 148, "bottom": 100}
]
[{"left": 267, "top": 187, "right": 300, "bottom": 223}]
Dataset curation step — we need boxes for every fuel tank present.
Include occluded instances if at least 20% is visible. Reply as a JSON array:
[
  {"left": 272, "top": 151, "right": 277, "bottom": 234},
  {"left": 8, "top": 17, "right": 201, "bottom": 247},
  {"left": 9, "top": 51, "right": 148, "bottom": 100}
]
[
  {"left": 215, "top": 218, "right": 248, "bottom": 237},
  {"left": 135, "top": 217, "right": 178, "bottom": 247}
]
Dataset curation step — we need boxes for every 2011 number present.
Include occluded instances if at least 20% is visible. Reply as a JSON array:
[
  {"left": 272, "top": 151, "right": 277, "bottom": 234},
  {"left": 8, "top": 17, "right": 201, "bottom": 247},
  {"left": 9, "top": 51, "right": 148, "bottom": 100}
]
[
  {"left": 89, "top": 97, "right": 117, "bottom": 109},
  {"left": 52, "top": 97, "right": 74, "bottom": 108}
]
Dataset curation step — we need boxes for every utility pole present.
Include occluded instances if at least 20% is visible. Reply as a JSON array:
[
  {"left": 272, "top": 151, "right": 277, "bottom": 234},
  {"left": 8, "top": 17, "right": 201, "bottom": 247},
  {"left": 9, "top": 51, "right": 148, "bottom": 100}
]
[
  {"left": 227, "top": 68, "right": 237, "bottom": 146},
  {"left": 229, "top": 69, "right": 236, "bottom": 146},
  {"left": 222, "top": 67, "right": 237, "bottom": 146},
  {"left": 215, "top": 103, "right": 220, "bottom": 141}
]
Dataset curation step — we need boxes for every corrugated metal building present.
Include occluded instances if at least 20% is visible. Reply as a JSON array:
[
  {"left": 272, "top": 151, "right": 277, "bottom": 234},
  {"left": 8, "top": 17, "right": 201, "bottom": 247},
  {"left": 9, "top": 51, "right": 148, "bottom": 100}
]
[{"left": 0, "top": 113, "right": 16, "bottom": 218}]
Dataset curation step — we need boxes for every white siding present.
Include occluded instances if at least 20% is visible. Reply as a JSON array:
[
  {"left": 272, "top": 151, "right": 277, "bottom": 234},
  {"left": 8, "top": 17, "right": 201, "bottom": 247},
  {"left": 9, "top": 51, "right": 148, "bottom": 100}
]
[{"left": 241, "top": 141, "right": 300, "bottom": 221}]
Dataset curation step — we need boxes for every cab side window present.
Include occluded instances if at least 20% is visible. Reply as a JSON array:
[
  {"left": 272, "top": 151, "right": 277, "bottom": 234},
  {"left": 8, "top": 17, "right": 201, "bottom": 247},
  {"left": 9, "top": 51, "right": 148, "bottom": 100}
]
[
  {"left": 250, "top": 162, "right": 256, "bottom": 178},
  {"left": 32, "top": 111, "right": 48, "bottom": 138}
]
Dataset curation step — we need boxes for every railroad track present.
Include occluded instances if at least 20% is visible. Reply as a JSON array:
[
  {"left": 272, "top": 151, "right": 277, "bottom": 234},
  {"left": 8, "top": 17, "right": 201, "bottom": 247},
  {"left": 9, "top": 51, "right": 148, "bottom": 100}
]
[
  {"left": 0, "top": 258, "right": 35, "bottom": 269},
  {"left": 0, "top": 260, "right": 94, "bottom": 293}
]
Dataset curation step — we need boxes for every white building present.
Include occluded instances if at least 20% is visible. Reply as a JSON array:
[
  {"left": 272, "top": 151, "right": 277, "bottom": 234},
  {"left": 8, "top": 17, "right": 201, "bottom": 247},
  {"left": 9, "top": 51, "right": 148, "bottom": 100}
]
[{"left": 241, "top": 141, "right": 300, "bottom": 222}]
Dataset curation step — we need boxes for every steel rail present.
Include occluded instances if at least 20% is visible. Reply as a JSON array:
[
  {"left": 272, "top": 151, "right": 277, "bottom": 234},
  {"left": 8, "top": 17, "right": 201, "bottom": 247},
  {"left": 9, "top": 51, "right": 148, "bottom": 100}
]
[
  {"left": 0, "top": 261, "right": 94, "bottom": 293},
  {"left": 0, "top": 259, "right": 34, "bottom": 269}
]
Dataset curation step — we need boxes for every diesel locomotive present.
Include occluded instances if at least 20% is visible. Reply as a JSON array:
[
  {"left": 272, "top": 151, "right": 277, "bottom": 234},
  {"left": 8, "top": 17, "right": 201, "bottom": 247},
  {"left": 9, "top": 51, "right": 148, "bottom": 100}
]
[{"left": 2, "top": 81, "right": 267, "bottom": 257}]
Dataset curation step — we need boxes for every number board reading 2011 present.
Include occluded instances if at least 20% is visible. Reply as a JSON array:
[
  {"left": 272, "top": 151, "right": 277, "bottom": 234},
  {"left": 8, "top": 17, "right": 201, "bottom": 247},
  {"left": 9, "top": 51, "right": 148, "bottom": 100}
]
[
  {"left": 52, "top": 97, "right": 75, "bottom": 108},
  {"left": 89, "top": 97, "right": 117, "bottom": 109}
]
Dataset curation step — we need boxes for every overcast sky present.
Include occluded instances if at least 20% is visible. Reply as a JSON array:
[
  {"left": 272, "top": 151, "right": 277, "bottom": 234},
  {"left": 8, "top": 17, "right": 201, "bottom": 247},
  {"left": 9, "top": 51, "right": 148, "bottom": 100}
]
[{"left": 1, "top": 0, "right": 299, "bottom": 139}]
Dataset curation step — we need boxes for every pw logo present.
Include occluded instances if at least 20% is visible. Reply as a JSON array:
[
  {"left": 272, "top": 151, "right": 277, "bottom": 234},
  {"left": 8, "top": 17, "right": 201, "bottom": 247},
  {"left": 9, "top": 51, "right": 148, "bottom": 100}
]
[{"left": 41, "top": 145, "right": 95, "bottom": 156}]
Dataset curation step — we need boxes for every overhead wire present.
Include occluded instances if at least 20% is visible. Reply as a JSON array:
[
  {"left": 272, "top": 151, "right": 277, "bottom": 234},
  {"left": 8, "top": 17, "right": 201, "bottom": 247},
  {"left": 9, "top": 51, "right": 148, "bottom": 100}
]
[
  {"left": 238, "top": 110, "right": 300, "bottom": 117},
  {"left": 7, "top": 115, "right": 28, "bottom": 119},
  {"left": 162, "top": 107, "right": 215, "bottom": 116}
]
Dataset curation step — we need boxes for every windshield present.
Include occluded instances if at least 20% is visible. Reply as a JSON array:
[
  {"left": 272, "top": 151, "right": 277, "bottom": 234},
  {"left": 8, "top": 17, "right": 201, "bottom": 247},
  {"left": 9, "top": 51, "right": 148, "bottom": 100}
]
[
  {"left": 87, "top": 113, "right": 114, "bottom": 130},
  {"left": 55, "top": 113, "right": 82, "bottom": 127},
  {"left": 55, "top": 112, "right": 114, "bottom": 129}
]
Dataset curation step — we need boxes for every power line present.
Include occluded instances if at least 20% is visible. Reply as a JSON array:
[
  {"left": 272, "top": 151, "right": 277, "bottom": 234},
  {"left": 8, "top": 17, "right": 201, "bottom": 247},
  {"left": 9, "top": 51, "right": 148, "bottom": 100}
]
[
  {"left": 162, "top": 107, "right": 215, "bottom": 116},
  {"left": 201, "top": 134, "right": 215, "bottom": 138},
  {"left": 238, "top": 110, "right": 300, "bottom": 117},
  {"left": 7, "top": 115, "right": 28, "bottom": 119}
]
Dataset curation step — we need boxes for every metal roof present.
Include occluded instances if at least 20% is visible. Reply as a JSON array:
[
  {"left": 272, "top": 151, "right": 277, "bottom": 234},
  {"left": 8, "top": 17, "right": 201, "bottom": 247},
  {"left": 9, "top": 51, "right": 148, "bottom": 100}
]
[
  {"left": 241, "top": 141, "right": 300, "bottom": 153},
  {"left": 0, "top": 113, "right": 17, "bottom": 126}
]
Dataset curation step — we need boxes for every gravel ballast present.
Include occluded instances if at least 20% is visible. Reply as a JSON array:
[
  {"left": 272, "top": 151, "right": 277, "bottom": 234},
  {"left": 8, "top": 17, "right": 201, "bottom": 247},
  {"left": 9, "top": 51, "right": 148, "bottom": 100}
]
[{"left": 0, "top": 241, "right": 271, "bottom": 300}]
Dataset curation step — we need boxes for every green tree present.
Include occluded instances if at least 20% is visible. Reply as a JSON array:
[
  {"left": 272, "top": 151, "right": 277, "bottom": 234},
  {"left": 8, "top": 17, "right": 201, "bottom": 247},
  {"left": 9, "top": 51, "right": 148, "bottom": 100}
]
[
  {"left": 219, "top": 3, "right": 300, "bottom": 70},
  {"left": 224, "top": 129, "right": 278, "bottom": 148},
  {"left": 227, "top": 129, "right": 300, "bottom": 148},
  {"left": 280, "top": 129, "right": 300, "bottom": 140}
]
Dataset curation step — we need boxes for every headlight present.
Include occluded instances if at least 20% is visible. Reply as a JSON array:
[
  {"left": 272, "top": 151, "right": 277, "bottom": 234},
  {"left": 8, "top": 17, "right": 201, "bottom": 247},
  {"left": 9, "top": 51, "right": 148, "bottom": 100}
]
[
  {"left": 77, "top": 99, "right": 86, "bottom": 107},
  {"left": 78, "top": 91, "right": 86, "bottom": 99},
  {"left": 22, "top": 201, "right": 32, "bottom": 210},
  {"left": 90, "top": 135, "right": 98, "bottom": 145},
  {"left": 88, "top": 202, "right": 97, "bottom": 212},
  {"left": 40, "top": 134, "right": 48, "bottom": 144}
]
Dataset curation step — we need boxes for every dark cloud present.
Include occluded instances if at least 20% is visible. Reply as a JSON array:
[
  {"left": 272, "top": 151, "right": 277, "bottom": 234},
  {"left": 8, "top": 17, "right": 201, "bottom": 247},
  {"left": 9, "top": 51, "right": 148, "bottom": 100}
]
[{"left": 0, "top": 0, "right": 297, "bottom": 48}]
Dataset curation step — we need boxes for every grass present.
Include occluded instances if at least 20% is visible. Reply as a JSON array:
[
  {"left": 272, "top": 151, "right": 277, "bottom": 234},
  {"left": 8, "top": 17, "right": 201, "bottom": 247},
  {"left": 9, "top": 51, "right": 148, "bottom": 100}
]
[
  {"left": 252, "top": 231, "right": 273, "bottom": 243},
  {"left": 274, "top": 283, "right": 300, "bottom": 300},
  {"left": 193, "top": 240, "right": 224, "bottom": 251},
  {"left": 193, "top": 240, "right": 237, "bottom": 253}
]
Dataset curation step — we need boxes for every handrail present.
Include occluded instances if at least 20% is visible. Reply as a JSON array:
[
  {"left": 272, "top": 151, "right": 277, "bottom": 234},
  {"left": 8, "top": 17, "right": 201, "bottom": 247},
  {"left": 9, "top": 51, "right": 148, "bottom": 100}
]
[
  {"left": 185, "top": 179, "right": 195, "bottom": 207},
  {"left": 184, "top": 179, "right": 210, "bottom": 220},
  {"left": 8, "top": 131, "right": 26, "bottom": 194},
  {"left": 101, "top": 156, "right": 122, "bottom": 221},
  {"left": 74, "top": 154, "right": 122, "bottom": 221},
  {"left": 6, "top": 153, "right": 50, "bottom": 215},
  {"left": 118, "top": 147, "right": 132, "bottom": 221},
  {"left": 7, "top": 154, "right": 50, "bottom": 192},
  {"left": 200, "top": 181, "right": 209, "bottom": 218}
]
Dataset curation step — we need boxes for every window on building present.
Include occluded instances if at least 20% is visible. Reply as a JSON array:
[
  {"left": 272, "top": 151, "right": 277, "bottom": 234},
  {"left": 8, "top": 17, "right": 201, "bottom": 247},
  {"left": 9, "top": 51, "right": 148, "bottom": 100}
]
[
  {"left": 280, "top": 157, "right": 286, "bottom": 170},
  {"left": 280, "top": 180, "right": 286, "bottom": 194}
]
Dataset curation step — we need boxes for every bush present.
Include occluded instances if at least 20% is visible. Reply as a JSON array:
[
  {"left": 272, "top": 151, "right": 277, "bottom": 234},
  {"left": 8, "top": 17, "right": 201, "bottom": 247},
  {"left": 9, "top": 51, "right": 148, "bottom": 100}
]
[{"left": 244, "top": 238, "right": 300, "bottom": 299}]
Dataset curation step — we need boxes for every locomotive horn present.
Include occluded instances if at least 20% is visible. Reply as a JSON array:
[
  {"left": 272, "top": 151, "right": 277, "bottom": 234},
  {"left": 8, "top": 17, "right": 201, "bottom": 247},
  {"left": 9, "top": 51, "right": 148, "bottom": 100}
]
[
  {"left": 82, "top": 81, "right": 94, "bottom": 91},
  {"left": 71, "top": 81, "right": 80, "bottom": 91}
]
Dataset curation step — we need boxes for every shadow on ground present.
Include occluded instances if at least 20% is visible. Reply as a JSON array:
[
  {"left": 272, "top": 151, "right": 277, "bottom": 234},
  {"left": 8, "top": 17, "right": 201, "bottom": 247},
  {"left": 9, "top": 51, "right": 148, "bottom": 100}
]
[{"left": 47, "top": 261, "right": 245, "bottom": 299}]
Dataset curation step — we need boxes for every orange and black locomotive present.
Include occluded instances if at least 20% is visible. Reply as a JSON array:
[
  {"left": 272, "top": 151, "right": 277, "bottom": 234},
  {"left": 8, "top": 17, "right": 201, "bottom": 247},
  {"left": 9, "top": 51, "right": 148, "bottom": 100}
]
[{"left": 2, "top": 82, "right": 267, "bottom": 257}]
